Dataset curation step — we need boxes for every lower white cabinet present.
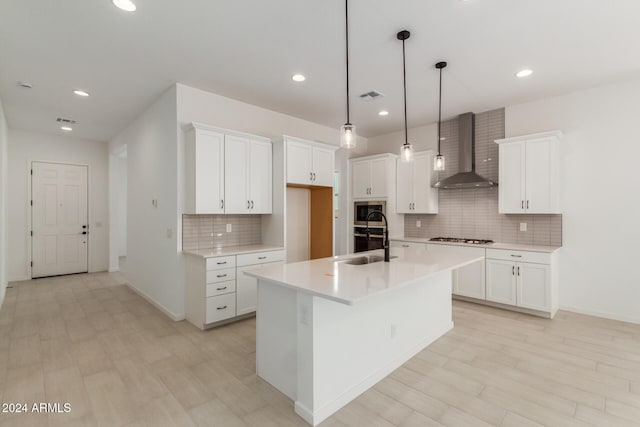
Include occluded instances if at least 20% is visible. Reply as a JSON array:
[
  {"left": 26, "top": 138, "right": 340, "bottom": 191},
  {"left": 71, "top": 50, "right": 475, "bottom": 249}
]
[
  {"left": 485, "top": 248, "right": 555, "bottom": 314},
  {"left": 390, "top": 240, "right": 425, "bottom": 250},
  {"left": 427, "top": 244, "right": 486, "bottom": 300},
  {"left": 185, "top": 249, "right": 285, "bottom": 329}
]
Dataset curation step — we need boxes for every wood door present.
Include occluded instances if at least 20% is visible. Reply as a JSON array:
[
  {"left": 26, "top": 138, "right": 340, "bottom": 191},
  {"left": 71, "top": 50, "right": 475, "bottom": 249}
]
[{"left": 32, "top": 162, "right": 88, "bottom": 278}]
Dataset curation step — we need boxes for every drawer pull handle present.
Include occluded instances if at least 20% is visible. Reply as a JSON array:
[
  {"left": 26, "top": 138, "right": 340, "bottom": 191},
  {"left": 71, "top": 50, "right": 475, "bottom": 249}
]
[
  {"left": 510, "top": 254, "right": 522, "bottom": 258},
  {"left": 216, "top": 261, "right": 227, "bottom": 265},
  {"left": 217, "top": 305, "right": 227, "bottom": 310},
  {"left": 216, "top": 286, "right": 227, "bottom": 291},
  {"left": 402, "top": 244, "right": 409, "bottom": 248},
  {"left": 258, "top": 256, "right": 267, "bottom": 260},
  {"left": 216, "top": 274, "right": 227, "bottom": 278}
]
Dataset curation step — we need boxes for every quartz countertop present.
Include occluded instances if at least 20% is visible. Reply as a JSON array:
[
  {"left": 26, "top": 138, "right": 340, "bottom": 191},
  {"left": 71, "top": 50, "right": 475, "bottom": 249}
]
[
  {"left": 390, "top": 236, "right": 561, "bottom": 253},
  {"left": 245, "top": 247, "right": 483, "bottom": 305},
  {"left": 183, "top": 245, "right": 285, "bottom": 258}
]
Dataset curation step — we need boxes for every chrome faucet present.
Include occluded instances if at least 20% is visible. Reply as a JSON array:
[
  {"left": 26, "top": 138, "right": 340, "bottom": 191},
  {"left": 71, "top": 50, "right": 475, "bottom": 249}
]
[{"left": 365, "top": 211, "right": 390, "bottom": 262}]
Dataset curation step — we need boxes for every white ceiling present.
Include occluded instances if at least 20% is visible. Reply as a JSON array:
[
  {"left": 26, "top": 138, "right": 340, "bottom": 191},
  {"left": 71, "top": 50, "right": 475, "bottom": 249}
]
[{"left": 1, "top": 0, "right": 639, "bottom": 142}]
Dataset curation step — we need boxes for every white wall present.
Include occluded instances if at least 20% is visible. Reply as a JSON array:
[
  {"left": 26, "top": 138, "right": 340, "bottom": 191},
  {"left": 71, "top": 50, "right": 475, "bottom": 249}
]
[
  {"left": 116, "top": 154, "right": 127, "bottom": 257},
  {"left": 506, "top": 77, "right": 640, "bottom": 323},
  {"left": 108, "top": 86, "right": 181, "bottom": 319},
  {"left": 7, "top": 129, "right": 109, "bottom": 281},
  {"left": 0, "top": 97, "right": 8, "bottom": 305}
]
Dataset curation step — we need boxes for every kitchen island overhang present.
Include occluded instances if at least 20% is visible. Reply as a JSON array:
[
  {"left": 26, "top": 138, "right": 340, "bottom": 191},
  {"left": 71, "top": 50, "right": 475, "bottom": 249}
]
[{"left": 246, "top": 247, "right": 484, "bottom": 426}]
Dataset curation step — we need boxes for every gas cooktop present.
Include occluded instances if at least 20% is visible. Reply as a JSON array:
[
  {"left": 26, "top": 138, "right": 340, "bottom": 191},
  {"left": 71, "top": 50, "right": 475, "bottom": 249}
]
[{"left": 429, "top": 237, "right": 494, "bottom": 245}]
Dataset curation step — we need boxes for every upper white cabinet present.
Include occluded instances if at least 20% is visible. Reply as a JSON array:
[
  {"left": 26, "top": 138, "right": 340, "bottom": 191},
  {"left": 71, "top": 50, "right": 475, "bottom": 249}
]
[
  {"left": 495, "top": 131, "right": 562, "bottom": 214},
  {"left": 285, "top": 136, "right": 336, "bottom": 187},
  {"left": 396, "top": 151, "right": 438, "bottom": 214},
  {"left": 185, "top": 123, "right": 272, "bottom": 215},
  {"left": 351, "top": 154, "right": 396, "bottom": 199},
  {"left": 185, "top": 125, "right": 225, "bottom": 214},
  {"left": 225, "top": 136, "right": 272, "bottom": 214}
]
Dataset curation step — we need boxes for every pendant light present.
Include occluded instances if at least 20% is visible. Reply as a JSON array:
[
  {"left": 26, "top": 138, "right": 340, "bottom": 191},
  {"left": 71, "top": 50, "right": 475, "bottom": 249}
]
[
  {"left": 397, "top": 30, "right": 413, "bottom": 162},
  {"left": 340, "top": 0, "right": 356, "bottom": 148},
  {"left": 434, "top": 61, "right": 447, "bottom": 171}
]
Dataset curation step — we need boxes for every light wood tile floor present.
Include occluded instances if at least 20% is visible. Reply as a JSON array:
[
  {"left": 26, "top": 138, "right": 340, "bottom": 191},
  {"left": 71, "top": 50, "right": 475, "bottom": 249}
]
[{"left": 1, "top": 272, "right": 640, "bottom": 426}]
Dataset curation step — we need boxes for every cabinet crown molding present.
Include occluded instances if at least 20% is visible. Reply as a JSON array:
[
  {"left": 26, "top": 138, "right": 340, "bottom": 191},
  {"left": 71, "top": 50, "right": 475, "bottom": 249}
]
[
  {"left": 350, "top": 153, "right": 398, "bottom": 162},
  {"left": 185, "top": 122, "right": 271, "bottom": 143},
  {"left": 495, "top": 130, "right": 563, "bottom": 144},
  {"left": 282, "top": 135, "right": 339, "bottom": 151}
]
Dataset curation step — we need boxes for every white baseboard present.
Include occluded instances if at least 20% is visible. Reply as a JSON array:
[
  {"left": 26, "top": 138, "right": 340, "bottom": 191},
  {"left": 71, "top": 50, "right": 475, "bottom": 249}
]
[
  {"left": 295, "top": 321, "right": 454, "bottom": 426},
  {"left": 560, "top": 305, "right": 640, "bottom": 325},
  {"left": 124, "top": 282, "right": 185, "bottom": 322}
]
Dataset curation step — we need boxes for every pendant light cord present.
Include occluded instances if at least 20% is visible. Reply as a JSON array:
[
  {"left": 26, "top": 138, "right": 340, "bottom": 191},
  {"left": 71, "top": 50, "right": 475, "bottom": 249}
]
[
  {"left": 437, "top": 66, "right": 442, "bottom": 154},
  {"left": 345, "top": 0, "right": 350, "bottom": 125},
  {"left": 402, "top": 38, "right": 408, "bottom": 145}
]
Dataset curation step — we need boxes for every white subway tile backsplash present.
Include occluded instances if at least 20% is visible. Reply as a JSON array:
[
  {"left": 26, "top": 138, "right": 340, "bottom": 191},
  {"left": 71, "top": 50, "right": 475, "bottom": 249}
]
[{"left": 182, "top": 214, "right": 262, "bottom": 251}]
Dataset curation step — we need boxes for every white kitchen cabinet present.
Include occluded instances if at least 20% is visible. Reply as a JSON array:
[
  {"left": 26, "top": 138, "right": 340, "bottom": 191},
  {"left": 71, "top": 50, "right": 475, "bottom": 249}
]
[
  {"left": 351, "top": 154, "right": 396, "bottom": 199},
  {"left": 396, "top": 151, "right": 438, "bottom": 214},
  {"left": 390, "top": 240, "right": 425, "bottom": 250},
  {"left": 185, "top": 249, "right": 285, "bottom": 329},
  {"left": 496, "top": 131, "right": 561, "bottom": 214},
  {"left": 225, "top": 136, "right": 272, "bottom": 214},
  {"left": 285, "top": 137, "right": 336, "bottom": 187},
  {"left": 427, "top": 244, "right": 485, "bottom": 300},
  {"left": 185, "top": 125, "right": 225, "bottom": 214},
  {"left": 485, "top": 248, "right": 555, "bottom": 314}
]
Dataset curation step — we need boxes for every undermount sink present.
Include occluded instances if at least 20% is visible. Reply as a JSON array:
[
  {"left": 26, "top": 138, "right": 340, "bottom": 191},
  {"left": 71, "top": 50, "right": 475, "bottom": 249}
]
[{"left": 339, "top": 255, "right": 397, "bottom": 265}]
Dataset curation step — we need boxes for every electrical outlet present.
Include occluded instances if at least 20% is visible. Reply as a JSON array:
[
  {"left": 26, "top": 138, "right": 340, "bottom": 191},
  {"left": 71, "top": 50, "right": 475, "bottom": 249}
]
[
  {"left": 416, "top": 220, "right": 421, "bottom": 228},
  {"left": 520, "top": 222, "right": 527, "bottom": 232},
  {"left": 226, "top": 223, "right": 232, "bottom": 233}
]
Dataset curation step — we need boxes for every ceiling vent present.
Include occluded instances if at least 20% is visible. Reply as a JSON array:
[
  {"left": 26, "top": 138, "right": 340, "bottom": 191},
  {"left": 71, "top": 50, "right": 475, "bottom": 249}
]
[
  {"left": 56, "top": 117, "right": 77, "bottom": 124},
  {"left": 359, "top": 90, "right": 385, "bottom": 102}
]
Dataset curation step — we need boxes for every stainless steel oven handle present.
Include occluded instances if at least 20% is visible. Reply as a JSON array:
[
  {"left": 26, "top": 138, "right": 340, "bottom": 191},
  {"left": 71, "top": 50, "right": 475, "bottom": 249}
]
[{"left": 354, "top": 234, "right": 384, "bottom": 239}]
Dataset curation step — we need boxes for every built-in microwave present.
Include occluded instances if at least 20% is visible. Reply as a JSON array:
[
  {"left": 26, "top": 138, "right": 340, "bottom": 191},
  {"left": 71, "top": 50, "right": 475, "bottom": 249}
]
[{"left": 354, "top": 201, "right": 386, "bottom": 226}]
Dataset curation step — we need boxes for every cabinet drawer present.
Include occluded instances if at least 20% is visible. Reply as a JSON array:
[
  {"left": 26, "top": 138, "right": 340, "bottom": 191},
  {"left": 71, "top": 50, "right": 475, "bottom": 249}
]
[
  {"left": 486, "top": 249, "right": 550, "bottom": 264},
  {"left": 206, "top": 267, "right": 236, "bottom": 284},
  {"left": 237, "top": 250, "right": 286, "bottom": 266},
  {"left": 206, "top": 280, "right": 236, "bottom": 297},
  {"left": 205, "top": 293, "right": 236, "bottom": 323},
  {"left": 205, "top": 256, "right": 236, "bottom": 270}
]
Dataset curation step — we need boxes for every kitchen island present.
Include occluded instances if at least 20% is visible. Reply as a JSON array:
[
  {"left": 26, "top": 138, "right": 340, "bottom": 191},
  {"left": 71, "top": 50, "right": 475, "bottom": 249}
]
[{"left": 245, "top": 246, "right": 483, "bottom": 426}]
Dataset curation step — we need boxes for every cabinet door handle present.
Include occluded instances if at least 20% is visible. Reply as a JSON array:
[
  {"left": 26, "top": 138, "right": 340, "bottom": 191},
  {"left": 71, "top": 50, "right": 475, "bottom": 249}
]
[
  {"left": 220, "top": 199, "right": 224, "bottom": 209},
  {"left": 258, "top": 256, "right": 267, "bottom": 260},
  {"left": 251, "top": 200, "right": 254, "bottom": 209},
  {"left": 216, "top": 286, "right": 227, "bottom": 291},
  {"left": 216, "top": 274, "right": 227, "bottom": 278},
  {"left": 216, "top": 261, "right": 227, "bottom": 265},
  {"left": 217, "top": 305, "right": 227, "bottom": 310},
  {"left": 247, "top": 200, "right": 250, "bottom": 209},
  {"left": 521, "top": 200, "right": 524, "bottom": 209},
  {"left": 510, "top": 254, "right": 522, "bottom": 258},
  {"left": 517, "top": 266, "right": 520, "bottom": 276},
  {"left": 512, "top": 266, "right": 515, "bottom": 275},
  {"left": 310, "top": 172, "right": 313, "bottom": 181},
  {"left": 526, "top": 200, "right": 530, "bottom": 209}
]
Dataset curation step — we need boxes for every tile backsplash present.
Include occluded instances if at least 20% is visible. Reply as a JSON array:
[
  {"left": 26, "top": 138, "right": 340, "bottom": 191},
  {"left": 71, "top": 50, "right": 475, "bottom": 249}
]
[
  {"left": 182, "top": 215, "right": 262, "bottom": 251},
  {"left": 404, "top": 108, "right": 562, "bottom": 246}
]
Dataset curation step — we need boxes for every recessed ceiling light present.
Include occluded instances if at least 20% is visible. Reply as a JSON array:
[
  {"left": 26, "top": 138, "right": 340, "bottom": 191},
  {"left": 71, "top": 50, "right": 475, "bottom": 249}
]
[
  {"left": 292, "top": 74, "right": 306, "bottom": 82},
  {"left": 18, "top": 82, "right": 33, "bottom": 89},
  {"left": 516, "top": 68, "right": 533, "bottom": 78},
  {"left": 378, "top": 110, "right": 389, "bottom": 116},
  {"left": 60, "top": 126, "right": 73, "bottom": 131},
  {"left": 73, "top": 89, "right": 90, "bottom": 97},
  {"left": 112, "top": 0, "right": 136, "bottom": 12}
]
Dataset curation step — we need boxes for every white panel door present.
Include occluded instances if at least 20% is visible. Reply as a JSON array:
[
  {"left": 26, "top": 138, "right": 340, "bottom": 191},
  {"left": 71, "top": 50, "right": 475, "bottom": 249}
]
[
  {"left": 369, "top": 158, "right": 388, "bottom": 198},
  {"left": 312, "top": 147, "right": 334, "bottom": 187},
  {"left": 237, "top": 264, "right": 261, "bottom": 316},
  {"left": 286, "top": 140, "right": 312, "bottom": 185},
  {"left": 395, "top": 159, "right": 413, "bottom": 213},
  {"left": 456, "top": 259, "right": 486, "bottom": 300},
  {"left": 351, "top": 160, "right": 370, "bottom": 198},
  {"left": 413, "top": 152, "right": 437, "bottom": 214},
  {"left": 499, "top": 142, "right": 526, "bottom": 213},
  {"left": 32, "top": 162, "right": 88, "bottom": 278},
  {"left": 525, "top": 137, "right": 552, "bottom": 213},
  {"left": 486, "top": 259, "right": 517, "bottom": 305},
  {"left": 249, "top": 140, "right": 272, "bottom": 213},
  {"left": 224, "top": 135, "right": 250, "bottom": 214},
  {"left": 195, "top": 129, "right": 224, "bottom": 213},
  {"left": 517, "top": 262, "right": 550, "bottom": 311}
]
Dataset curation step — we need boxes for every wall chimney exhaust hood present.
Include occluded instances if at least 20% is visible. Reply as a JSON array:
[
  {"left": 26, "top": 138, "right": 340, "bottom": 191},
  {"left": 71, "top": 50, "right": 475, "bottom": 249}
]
[{"left": 433, "top": 112, "right": 496, "bottom": 189}]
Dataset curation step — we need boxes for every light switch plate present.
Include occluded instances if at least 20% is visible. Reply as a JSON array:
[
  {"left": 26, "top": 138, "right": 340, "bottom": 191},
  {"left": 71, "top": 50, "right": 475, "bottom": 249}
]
[
  {"left": 416, "top": 220, "right": 421, "bottom": 228},
  {"left": 520, "top": 222, "right": 527, "bottom": 232},
  {"left": 226, "top": 224, "right": 232, "bottom": 233}
]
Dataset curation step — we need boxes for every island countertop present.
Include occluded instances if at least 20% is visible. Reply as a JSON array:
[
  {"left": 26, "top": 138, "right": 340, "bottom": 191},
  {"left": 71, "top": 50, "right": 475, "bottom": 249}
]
[{"left": 245, "top": 247, "right": 483, "bottom": 305}]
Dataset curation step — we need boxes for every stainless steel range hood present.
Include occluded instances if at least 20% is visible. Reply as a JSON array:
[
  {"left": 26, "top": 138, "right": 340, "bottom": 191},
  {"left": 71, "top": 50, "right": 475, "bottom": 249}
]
[{"left": 434, "top": 112, "right": 496, "bottom": 189}]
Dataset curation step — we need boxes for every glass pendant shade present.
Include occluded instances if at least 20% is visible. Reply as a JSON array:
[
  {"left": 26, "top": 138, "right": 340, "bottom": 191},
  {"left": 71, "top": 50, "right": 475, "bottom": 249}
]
[
  {"left": 340, "top": 123, "right": 357, "bottom": 148},
  {"left": 400, "top": 143, "right": 413, "bottom": 162},
  {"left": 434, "top": 154, "right": 445, "bottom": 171}
]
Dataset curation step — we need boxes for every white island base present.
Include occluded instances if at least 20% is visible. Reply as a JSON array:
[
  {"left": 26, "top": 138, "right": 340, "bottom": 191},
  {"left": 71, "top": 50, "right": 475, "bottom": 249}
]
[{"left": 255, "top": 269, "right": 453, "bottom": 426}]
